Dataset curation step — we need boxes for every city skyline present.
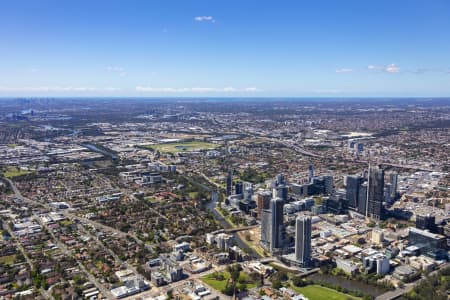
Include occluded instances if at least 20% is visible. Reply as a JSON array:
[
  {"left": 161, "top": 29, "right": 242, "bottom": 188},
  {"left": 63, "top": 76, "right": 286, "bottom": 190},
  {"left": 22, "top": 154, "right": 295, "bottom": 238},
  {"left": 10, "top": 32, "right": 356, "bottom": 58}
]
[
  {"left": 1, "top": 0, "right": 450, "bottom": 97},
  {"left": 0, "top": 97, "right": 448, "bottom": 299}
]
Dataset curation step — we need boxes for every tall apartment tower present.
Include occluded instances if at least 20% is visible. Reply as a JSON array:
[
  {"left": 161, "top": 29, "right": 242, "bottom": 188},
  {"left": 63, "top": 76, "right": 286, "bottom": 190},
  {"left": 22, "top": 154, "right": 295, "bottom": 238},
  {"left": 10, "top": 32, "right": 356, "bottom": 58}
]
[
  {"left": 367, "top": 166, "right": 385, "bottom": 220},
  {"left": 260, "top": 209, "right": 272, "bottom": 248},
  {"left": 256, "top": 191, "right": 272, "bottom": 219},
  {"left": 235, "top": 181, "right": 243, "bottom": 195},
  {"left": 346, "top": 175, "right": 363, "bottom": 211},
  {"left": 273, "top": 185, "right": 288, "bottom": 202},
  {"left": 308, "top": 164, "right": 314, "bottom": 183},
  {"left": 390, "top": 172, "right": 398, "bottom": 199},
  {"left": 270, "top": 197, "right": 284, "bottom": 251},
  {"left": 295, "top": 215, "right": 312, "bottom": 267},
  {"left": 323, "top": 175, "right": 334, "bottom": 195},
  {"left": 226, "top": 170, "right": 233, "bottom": 196},
  {"left": 358, "top": 182, "right": 368, "bottom": 215},
  {"left": 275, "top": 174, "right": 286, "bottom": 186}
]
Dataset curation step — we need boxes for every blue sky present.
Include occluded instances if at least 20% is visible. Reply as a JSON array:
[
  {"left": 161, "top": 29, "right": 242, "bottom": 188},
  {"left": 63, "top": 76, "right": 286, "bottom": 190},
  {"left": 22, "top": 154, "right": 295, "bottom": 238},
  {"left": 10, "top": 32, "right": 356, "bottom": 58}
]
[{"left": 1, "top": 0, "right": 450, "bottom": 97}]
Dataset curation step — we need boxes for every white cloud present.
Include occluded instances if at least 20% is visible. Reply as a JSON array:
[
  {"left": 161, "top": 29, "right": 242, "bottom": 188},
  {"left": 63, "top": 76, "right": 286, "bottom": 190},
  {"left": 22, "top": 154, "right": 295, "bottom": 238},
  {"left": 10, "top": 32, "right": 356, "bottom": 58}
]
[
  {"left": 385, "top": 64, "right": 400, "bottom": 73},
  {"left": 0, "top": 86, "right": 121, "bottom": 92},
  {"left": 106, "top": 66, "right": 127, "bottom": 77},
  {"left": 335, "top": 68, "right": 353, "bottom": 73},
  {"left": 194, "top": 16, "right": 215, "bottom": 23},
  {"left": 368, "top": 63, "right": 400, "bottom": 73},
  {"left": 135, "top": 86, "right": 260, "bottom": 93}
]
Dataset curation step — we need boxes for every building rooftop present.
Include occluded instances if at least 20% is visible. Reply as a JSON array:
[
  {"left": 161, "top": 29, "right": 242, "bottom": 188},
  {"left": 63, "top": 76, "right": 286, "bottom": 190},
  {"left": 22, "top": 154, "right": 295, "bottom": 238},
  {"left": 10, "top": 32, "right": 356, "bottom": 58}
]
[{"left": 409, "top": 227, "right": 446, "bottom": 240}]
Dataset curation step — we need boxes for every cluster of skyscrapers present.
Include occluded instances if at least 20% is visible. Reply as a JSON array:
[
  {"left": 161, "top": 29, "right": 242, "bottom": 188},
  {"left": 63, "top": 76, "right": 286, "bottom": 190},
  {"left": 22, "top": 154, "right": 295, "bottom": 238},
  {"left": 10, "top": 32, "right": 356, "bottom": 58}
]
[
  {"left": 260, "top": 174, "right": 312, "bottom": 267},
  {"left": 227, "top": 164, "right": 396, "bottom": 268},
  {"left": 346, "top": 166, "right": 396, "bottom": 220}
]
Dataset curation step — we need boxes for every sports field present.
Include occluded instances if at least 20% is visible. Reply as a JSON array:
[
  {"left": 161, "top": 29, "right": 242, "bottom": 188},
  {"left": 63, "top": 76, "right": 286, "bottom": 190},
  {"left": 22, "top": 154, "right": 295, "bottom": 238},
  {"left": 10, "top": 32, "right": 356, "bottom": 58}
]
[
  {"left": 291, "top": 285, "right": 361, "bottom": 300},
  {"left": 3, "top": 167, "right": 32, "bottom": 178},
  {"left": 0, "top": 255, "right": 16, "bottom": 265},
  {"left": 145, "top": 141, "right": 218, "bottom": 153}
]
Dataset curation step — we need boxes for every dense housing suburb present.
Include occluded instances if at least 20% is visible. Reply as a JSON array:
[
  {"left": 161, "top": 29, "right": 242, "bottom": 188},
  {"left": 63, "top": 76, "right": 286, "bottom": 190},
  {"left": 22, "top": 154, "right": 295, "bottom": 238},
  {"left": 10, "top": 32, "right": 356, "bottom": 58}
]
[{"left": 0, "top": 98, "right": 449, "bottom": 300}]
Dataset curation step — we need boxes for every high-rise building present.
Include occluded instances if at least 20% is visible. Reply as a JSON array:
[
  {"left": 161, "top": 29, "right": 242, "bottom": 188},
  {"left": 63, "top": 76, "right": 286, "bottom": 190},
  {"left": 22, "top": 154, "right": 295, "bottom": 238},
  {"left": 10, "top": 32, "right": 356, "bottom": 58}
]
[
  {"left": 295, "top": 215, "right": 312, "bottom": 267},
  {"left": 408, "top": 227, "right": 447, "bottom": 259},
  {"left": 226, "top": 170, "right": 233, "bottom": 196},
  {"left": 416, "top": 214, "right": 436, "bottom": 233},
  {"left": 324, "top": 192, "right": 348, "bottom": 215},
  {"left": 260, "top": 209, "right": 272, "bottom": 248},
  {"left": 276, "top": 174, "right": 286, "bottom": 186},
  {"left": 270, "top": 197, "right": 284, "bottom": 251},
  {"left": 243, "top": 186, "right": 253, "bottom": 202},
  {"left": 310, "top": 177, "right": 325, "bottom": 195},
  {"left": 390, "top": 172, "right": 398, "bottom": 199},
  {"left": 273, "top": 185, "right": 288, "bottom": 202},
  {"left": 357, "top": 182, "right": 368, "bottom": 215},
  {"left": 367, "top": 166, "right": 385, "bottom": 220},
  {"left": 290, "top": 183, "right": 309, "bottom": 197},
  {"left": 346, "top": 175, "right": 363, "bottom": 210},
  {"left": 348, "top": 140, "right": 355, "bottom": 149},
  {"left": 384, "top": 183, "right": 393, "bottom": 203},
  {"left": 357, "top": 143, "right": 364, "bottom": 153},
  {"left": 323, "top": 175, "right": 334, "bottom": 195},
  {"left": 235, "top": 181, "right": 243, "bottom": 195},
  {"left": 308, "top": 164, "right": 314, "bottom": 183},
  {"left": 256, "top": 191, "right": 272, "bottom": 219}
]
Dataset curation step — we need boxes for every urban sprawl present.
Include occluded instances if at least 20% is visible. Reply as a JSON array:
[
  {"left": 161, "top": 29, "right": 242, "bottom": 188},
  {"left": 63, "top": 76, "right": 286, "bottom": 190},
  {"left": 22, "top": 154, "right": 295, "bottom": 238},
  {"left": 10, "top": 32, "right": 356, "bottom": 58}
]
[{"left": 0, "top": 98, "right": 449, "bottom": 300}]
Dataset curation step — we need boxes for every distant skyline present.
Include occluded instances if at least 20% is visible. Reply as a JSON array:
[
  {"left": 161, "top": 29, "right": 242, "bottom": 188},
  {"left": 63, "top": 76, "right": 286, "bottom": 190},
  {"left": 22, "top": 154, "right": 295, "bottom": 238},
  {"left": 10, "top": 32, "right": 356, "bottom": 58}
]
[{"left": 1, "top": 0, "right": 450, "bottom": 97}]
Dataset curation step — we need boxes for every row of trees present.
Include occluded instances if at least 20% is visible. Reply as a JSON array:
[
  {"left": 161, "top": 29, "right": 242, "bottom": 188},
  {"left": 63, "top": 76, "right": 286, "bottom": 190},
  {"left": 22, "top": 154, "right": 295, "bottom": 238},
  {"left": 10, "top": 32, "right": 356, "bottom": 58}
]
[
  {"left": 320, "top": 265, "right": 394, "bottom": 291},
  {"left": 292, "top": 275, "right": 373, "bottom": 300},
  {"left": 402, "top": 267, "right": 450, "bottom": 300}
]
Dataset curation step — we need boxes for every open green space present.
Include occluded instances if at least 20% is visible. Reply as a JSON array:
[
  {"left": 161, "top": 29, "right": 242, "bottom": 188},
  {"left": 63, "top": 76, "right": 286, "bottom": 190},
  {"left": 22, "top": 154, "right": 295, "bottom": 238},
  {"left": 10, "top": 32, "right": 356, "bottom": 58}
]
[
  {"left": 144, "top": 141, "right": 218, "bottom": 154},
  {"left": 144, "top": 196, "right": 156, "bottom": 203},
  {"left": 188, "top": 192, "right": 198, "bottom": 199},
  {"left": 201, "top": 271, "right": 258, "bottom": 292},
  {"left": 291, "top": 285, "right": 361, "bottom": 300},
  {"left": 201, "top": 272, "right": 230, "bottom": 291},
  {"left": 59, "top": 220, "right": 73, "bottom": 226},
  {"left": 3, "top": 167, "right": 32, "bottom": 178},
  {"left": 0, "top": 255, "right": 16, "bottom": 265}
]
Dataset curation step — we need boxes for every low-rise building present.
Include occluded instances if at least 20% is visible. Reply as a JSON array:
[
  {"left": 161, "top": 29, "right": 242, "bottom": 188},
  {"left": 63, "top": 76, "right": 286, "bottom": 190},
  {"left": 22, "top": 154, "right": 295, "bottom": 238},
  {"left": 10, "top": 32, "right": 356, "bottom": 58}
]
[
  {"left": 335, "top": 258, "right": 359, "bottom": 275},
  {"left": 393, "top": 265, "right": 419, "bottom": 282}
]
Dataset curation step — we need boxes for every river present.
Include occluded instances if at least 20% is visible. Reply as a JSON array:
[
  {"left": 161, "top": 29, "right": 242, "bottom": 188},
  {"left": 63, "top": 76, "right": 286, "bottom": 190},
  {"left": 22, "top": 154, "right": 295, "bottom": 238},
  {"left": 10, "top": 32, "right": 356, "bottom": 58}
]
[
  {"left": 185, "top": 177, "right": 262, "bottom": 259},
  {"left": 306, "top": 273, "right": 386, "bottom": 297},
  {"left": 205, "top": 194, "right": 261, "bottom": 259}
]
